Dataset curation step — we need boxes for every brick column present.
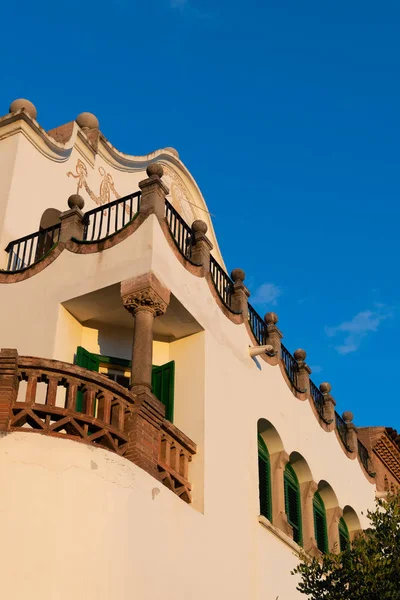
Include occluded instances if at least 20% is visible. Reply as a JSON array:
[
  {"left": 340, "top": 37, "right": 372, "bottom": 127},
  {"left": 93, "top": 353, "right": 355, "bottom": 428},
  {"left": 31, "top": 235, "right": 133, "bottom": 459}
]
[
  {"left": 59, "top": 195, "right": 85, "bottom": 242},
  {"left": 300, "top": 480, "right": 319, "bottom": 556},
  {"left": 326, "top": 506, "right": 343, "bottom": 553},
  {"left": 320, "top": 382, "right": 336, "bottom": 423},
  {"left": 343, "top": 411, "right": 358, "bottom": 453},
  {"left": 270, "top": 450, "right": 292, "bottom": 535},
  {"left": 264, "top": 312, "right": 282, "bottom": 366},
  {"left": 190, "top": 220, "right": 213, "bottom": 268},
  {"left": 121, "top": 273, "right": 170, "bottom": 477},
  {"left": 139, "top": 164, "right": 169, "bottom": 220},
  {"left": 294, "top": 349, "right": 311, "bottom": 393},
  {"left": 230, "top": 269, "right": 250, "bottom": 317},
  {"left": 0, "top": 348, "right": 19, "bottom": 431}
]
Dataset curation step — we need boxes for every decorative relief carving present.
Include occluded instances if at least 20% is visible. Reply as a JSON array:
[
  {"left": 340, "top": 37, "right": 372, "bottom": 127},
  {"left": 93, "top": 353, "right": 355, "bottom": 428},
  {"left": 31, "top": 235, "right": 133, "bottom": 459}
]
[
  {"left": 67, "top": 159, "right": 120, "bottom": 206},
  {"left": 162, "top": 164, "right": 200, "bottom": 225},
  {"left": 123, "top": 288, "right": 168, "bottom": 318}
]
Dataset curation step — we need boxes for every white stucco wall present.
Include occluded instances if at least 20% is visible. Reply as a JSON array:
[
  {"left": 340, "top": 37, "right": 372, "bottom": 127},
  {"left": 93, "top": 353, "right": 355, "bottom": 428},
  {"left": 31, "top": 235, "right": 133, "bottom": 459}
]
[{"left": 0, "top": 120, "right": 378, "bottom": 599}]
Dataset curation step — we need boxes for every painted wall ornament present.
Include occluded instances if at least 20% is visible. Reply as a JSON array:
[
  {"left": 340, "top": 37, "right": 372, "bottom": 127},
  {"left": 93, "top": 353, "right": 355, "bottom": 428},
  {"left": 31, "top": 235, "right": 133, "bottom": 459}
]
[{"left": 67, "top": 159, "right": 120, "bottom": 206}]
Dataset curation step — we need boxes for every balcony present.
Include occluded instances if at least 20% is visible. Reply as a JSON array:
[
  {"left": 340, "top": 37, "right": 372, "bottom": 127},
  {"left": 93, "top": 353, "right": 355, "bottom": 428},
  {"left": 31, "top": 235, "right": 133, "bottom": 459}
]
[{"left": 0, "top": 350, "right": 196, "bottom": 503}]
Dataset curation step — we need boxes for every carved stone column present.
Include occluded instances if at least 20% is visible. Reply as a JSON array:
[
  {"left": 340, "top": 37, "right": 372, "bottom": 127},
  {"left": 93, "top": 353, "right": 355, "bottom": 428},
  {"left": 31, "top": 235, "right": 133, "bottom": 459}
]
[
  {"left": 320, "top": 382, "right": 336, "bottom": 423},
  {"left": 270, "top": 450, "right": 292, "bottom": 535},
  {"left": 121, "top": 272, "right": 170, "bottom": 391},
  {"left": 294, "top": 349, "right": 311, "bottom": 394},
  {"left": 0, "top": 348, "right": 19, "bottom": 431},
  {"left": 326, "top": 506, "right": 343, "bottom": 553},
  {"left": 59, "top": 195, "right": 85, "bottom": 242},
  {"left": 121, "top": 273, "right": 171, "bottom": 477},
  {"left": 230, "top": 269, "right": 250, "bottom": 318},
  {"left": 300, "top": 480, "right": 319, "bottom": 556},
  {"left": 343, "top": 411, "right": 358, "bottom": 453},
  {"left": 264, "top": 312, "right": 282, "bottom": 366},
  {"left": 139, "top": 164, "right": 169, "bottom": 220},
  {"left": 190, "top": 220, "right": 213, "bottom": 269}
]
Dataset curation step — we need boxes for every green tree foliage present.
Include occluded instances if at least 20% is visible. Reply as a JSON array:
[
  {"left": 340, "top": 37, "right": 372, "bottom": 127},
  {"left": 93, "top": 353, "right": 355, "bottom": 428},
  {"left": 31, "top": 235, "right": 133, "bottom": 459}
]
[{"left": 292, "top": 490, "right": 400, "bottom": 600}]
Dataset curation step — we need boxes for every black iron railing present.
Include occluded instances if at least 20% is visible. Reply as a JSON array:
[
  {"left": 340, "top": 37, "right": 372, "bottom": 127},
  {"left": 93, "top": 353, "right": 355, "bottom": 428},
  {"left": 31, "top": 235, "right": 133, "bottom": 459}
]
[
  {"left": 335, "top": 412, "right": 350, "bottom": 450},
  {"left": 5, "top": 224, "right": 61, "bottom": 272},
  {"left": 210, "top": 255, "right": 235, "bottom": 308},
  {"left": 358, "top": 439, "right": 375, "bottom": 476},
  {"left": 248, "top": 303, "right": 268, "bottom": 345},
  {"left": 281, "top": 344, "right": 298, "bottom": 388},
  {"left": 165, "top": 199, "right": 193, "bottom": 260},
  {"left": 82, "top": 191, "right": 141, "bottom": 242},
  {"left": 309, "top": 379, "right": 325, "bottom": 419}
]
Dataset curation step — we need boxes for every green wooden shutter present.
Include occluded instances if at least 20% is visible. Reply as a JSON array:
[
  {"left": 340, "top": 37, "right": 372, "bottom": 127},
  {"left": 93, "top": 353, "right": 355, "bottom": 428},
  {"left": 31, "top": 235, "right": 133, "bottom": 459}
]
[
  {"left": 313, "top": 492, "right": 328, "bottom": 553},
  {"left": 339, "top": 517, "right": 350, "bottom": 552},
  {"left": 74, "top": 346, "right": 100, "bottom": 412},
  {"left": 258, "top": 434, "right": 272, "bottom": 521},
  {"left": 151, "top": 361, "right": 175, "bottom": 422},
  {"left": 284, "top": 464, "right": 302, "bottom": 545}
]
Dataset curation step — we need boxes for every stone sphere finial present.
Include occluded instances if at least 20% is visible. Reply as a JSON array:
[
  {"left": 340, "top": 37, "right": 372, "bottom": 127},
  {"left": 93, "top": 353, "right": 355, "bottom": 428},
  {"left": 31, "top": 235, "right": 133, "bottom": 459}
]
[
  {"left": 9, "top": 98, "right": 37, "bottom": 120},
  {"left": 319, "top": 382, "right": 331, "bottom": 394},
  {"left": 231, "top": 268, "right": 245, "bottom": 283},
  {"left": 146, "top": 163, "right": 164, "bottom": 178},
  {"left": 342, "top": 411, "right": 354, "bottom": 424},
  {"left": 294, "top": 348, "right": 306, "bottom": 362},
  {"left": 68, "top": 194, "right": 85, "bottom": 210},
  {"left": 192, "top": 220, "right": 208, "bottom": 234},
  {"left": 76, "top": 112, "right": 99, "bottom": 130},
  {"left": 264, "top": 312, "right": 278, "bottom": 325}
]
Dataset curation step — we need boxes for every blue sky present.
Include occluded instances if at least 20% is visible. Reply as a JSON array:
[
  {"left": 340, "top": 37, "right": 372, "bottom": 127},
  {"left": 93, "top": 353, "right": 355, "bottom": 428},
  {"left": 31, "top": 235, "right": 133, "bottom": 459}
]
[{"left": 1, "top": 1, "right": 399, "bottom": 429}]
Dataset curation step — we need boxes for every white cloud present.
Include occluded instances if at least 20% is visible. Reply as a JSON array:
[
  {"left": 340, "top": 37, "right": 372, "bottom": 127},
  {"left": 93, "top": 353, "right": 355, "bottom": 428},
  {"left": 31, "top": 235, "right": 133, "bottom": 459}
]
[
  {"left": 251, "top": 283, "right": 282, "bottom": 306},
  {"left": 325, "top": 307, "right": 392, "bottom": 355}
]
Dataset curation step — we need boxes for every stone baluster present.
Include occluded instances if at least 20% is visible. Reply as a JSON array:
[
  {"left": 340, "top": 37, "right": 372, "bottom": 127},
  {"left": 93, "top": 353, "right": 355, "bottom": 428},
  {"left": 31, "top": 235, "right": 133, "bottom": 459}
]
[
  {"left": 59, "top": 195, "right": 85, "bottom": 242},
  {"left": 230, "top": 269, "right": 250, "bottom": 318},
  {"left": 190, "top": 220, "right": 213, "bottom": 269},
  {"left": 319, "top": 382, "right": 336, "bottom": 423},
  {"left": 264, "top": 312, "right": 282, "bottom": 366},
  {"left": 343, "top": 411, "right": 358, "bottom": 453},
  {"left": 0, "top": 348, "right": 19, "bottom": 431},
  {"left": 138, "top": 164, "right": 169, "bottom": 220},
  {"left": 293, "top": 349, "right": 311, "bottom": 393},
  {"left": 121, "top": 272, "right": 171, "bottom": 476}
]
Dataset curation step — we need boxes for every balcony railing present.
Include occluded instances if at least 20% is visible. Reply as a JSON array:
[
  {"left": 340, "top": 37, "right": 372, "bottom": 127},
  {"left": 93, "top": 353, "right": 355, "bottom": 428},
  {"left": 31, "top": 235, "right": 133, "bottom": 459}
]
[
  {"left": 281, "top": 343, "right": 299, "bottom": 389},
  {"left": 358, "top": 439, "right": 375, "bottom": 476},
  {"left": 3, "top": 355, "right": 195, "bottom": 502},
  {"left": 5, "top": 224, "right": 61, "bottom": 272},
  {"left": 164, "top": 199, "right": 193, "bottom": 260},
  {"left": 248, "top": 303, "right": 268, "bottom": 345},
  {"left": 335, "top": 411, "right": 350, "bottom": 450},
  {"left": 210, "top": 255, "right": 235, "bottom": 309},
  {"left": 309, "top": 379, "right": 325, "bottom": 419},
  {"left": 82, "top": 191, "right": 141, "bottom": 242}
]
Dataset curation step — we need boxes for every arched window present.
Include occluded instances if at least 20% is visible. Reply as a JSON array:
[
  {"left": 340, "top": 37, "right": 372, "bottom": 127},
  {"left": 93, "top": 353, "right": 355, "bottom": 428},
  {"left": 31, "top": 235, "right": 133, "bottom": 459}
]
[
  {"left": 284, "top": 464, "right": 302, "bottom": 545},
  {"left": 339, "top": 517, "right": 350, "bottom": 551},
  {"left": 258, "top": 434, "right": 272, "bottom": 521},
  {"left": 313, "top": 492, "right": 328, "bottom": 553}
]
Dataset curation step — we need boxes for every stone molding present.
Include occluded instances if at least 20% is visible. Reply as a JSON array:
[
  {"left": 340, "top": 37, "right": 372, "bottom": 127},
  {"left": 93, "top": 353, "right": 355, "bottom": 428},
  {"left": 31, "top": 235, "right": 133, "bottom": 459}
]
[{"left": 121, "top": 272, "right": 170, "bottom": 318}]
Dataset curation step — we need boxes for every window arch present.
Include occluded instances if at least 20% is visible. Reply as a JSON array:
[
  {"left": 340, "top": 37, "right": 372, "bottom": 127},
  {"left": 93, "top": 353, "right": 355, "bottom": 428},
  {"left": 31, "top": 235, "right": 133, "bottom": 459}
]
[
  {"left": 338, "top": 517, "right": 350, "bottom": 551},
  {"left": 258, "top": 434, "right": 272, "bottom": 521},
  {"left": 313, "top": 492, "right": 328, "bottom": 553},
  {"left": 284, "top": 464, "right": 302, "bottom": 545}
]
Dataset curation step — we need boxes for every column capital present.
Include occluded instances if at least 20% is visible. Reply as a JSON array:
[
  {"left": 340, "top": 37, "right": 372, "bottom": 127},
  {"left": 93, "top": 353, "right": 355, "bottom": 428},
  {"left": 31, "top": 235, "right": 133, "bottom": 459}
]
[{"left": 121, "top": 272, "right": 170, "bottom": 318}]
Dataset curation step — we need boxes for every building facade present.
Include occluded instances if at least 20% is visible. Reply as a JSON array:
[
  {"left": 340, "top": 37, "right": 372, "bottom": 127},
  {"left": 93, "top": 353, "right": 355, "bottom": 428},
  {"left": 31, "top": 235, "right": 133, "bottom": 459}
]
[{"left": 0, "top": 98, "right": 398, "bottom": 600}]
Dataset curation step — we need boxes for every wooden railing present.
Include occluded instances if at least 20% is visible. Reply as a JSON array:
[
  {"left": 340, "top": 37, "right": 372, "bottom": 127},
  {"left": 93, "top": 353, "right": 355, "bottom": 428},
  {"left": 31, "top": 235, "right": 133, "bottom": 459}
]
[
  {"left": 4, "top": 224, "right": 61, "bottom": 272},
  {"left": 158, "top": 420, "right": 195, "bottom": 504},
  {"left": 11, "top": 356, "right": 134, "bottom": 455}
]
